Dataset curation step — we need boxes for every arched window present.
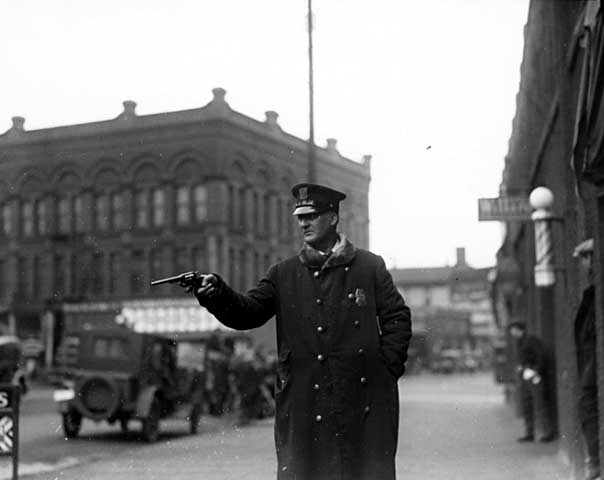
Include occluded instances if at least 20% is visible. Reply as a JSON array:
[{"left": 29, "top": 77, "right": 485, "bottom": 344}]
[
  {"left": 227, "top": 185, "right": 235, "bottom": 227},
  {"left": 111, "top": 192, "right": 124, "bottom": 230},
  {"left": 109, "top": 252, "right": 121, "bottom": 294},
  {"left": 21, "top": 200, "right": 34, "bottom": 237},
  {"left": 262, "top": 193, "right": 272, "bottom": 235},
  {"left": 57, "top": 197, "right": 71, "bottom": 234},
  {"left": 73, "top": 195, "right": 85, "bottom": 233},
  {"left": 150, "top": 248, "right": 162, "bottom": 280},
  {"left": 135, "top": 190, "right": 148, "bottom": 228},
  {"left": 54, "top": 254, "right": 66, "bottom": 296},
  {"left": 237, "top": 186, "right": 245, "bottom": 231},
  {"left": 152, "top": 187, "right": 165, "bottom": 227},
  {"left": 176, "top": 186, "right": 190, "bottom": 225},
  {"left": 130, "top": 249, "right": 145, "bottom": 294},
  {"left": 36, "top": 198, "right": 47, "bottom": 235},
  {"left": 92, "top": 252, "right": 104, "bottom": 294},
  {"left": 194, "top": 185, "right": 208, "bottom": 223},
  {"left": 95, "top": 194, "right": 110, "bottom": 231},
  {"left": 1, "top": 203, "right": 12, "bottom": 237}
]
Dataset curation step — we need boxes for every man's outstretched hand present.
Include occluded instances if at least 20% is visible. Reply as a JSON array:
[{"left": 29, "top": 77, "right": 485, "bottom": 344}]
[{"left": 195, "top": 274, "right": 219, "bottom": 298}]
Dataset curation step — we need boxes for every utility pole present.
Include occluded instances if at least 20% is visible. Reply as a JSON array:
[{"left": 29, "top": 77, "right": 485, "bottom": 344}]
[{"left": 307, "top": 0, "right": 316, "bottom": 182}]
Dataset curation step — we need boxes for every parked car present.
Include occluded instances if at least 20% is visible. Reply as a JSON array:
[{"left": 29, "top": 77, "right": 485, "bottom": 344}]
[
  {"left": 52, "top": 327, "right": 204, "bottom": 442},
  {"left": 0, "top": 336, "right": 28, "bottom": 396},
  {"left": 431, "top": 349, "right": 462, "bottom": 374}
]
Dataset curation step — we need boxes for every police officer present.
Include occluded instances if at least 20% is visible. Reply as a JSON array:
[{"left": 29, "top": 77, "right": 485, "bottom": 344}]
[
  {"left": 573, "top": 238, "right": 600, "bottom": 480},
  {"left": 193, "top": 183, "right": 412, "bottom": 480}
]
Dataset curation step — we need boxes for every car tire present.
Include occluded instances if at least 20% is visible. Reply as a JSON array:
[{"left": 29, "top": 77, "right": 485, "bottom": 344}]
[
  {"left": 62, "top": 410, "right": 82, "bottom": 438},
  {"left": 142, "top": 398, "right": 160, "bottom": 443}
]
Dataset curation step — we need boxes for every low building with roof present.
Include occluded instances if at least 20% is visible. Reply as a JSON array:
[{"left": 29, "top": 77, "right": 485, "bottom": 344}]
[{"left": 390, "top": 247, "right": 496, "bottom": 371}]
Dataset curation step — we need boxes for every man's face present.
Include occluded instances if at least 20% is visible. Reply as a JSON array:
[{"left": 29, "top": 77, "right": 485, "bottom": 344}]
[
  {"left": 579, "top": 253, "right": 593, "bottom": 276},
  {"left": 296, "top": 210, "right": 337, "bottom": 247}
]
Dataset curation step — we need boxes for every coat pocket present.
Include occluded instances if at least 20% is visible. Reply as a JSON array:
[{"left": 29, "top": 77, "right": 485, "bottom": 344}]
[{"left": 275, "top": 349, "right": 291, "bottom": 396}]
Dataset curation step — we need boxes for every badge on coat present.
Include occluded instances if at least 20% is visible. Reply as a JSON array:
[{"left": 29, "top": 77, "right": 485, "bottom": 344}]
[{"left": 355, "top": 288, "right": 367, "bottom": 307}]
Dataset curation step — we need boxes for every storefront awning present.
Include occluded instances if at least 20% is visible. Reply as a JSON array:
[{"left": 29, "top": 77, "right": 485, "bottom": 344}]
[{"left": 116, "top": 298, "right": 232, "bottom": 334}]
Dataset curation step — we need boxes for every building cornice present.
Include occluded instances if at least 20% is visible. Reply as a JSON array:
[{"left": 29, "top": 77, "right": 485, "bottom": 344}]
[{"left": 0, "top": 88, "right": 371, "bottom": 178}]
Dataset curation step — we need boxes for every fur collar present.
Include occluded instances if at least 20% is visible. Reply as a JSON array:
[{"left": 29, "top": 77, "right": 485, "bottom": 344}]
[{"left": 298, "top": 234, "right": 356, "bottom": 271}]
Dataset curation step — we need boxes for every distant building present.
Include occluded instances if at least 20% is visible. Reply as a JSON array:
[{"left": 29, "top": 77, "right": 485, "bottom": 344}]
[
  {"left": 390, "top": 247, "right": 496, "bottom": 369},
  {"left": 0, "top": 88, "right": 371, "bottom": 362}
]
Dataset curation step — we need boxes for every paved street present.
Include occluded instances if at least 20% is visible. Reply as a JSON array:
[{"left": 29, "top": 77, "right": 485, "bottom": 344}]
[{"left": 1, "top": 372, "right": 570, "bottom": 479}]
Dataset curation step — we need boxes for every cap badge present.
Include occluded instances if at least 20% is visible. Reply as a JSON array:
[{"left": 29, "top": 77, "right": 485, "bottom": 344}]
[{"left": 299, "top": 187, "right": 308, "bottom": 200}]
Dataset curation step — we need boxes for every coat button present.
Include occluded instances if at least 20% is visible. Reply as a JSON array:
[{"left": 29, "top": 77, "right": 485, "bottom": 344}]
[
  {"left": 317, "top": 354, "right": 325, "bottom": 362},
  {"left": 314, "top": 383, "right": 320, "bottom": 391},
  {"left": 314, "top": 271, "right": 320, "bottom": 278},
  {"left": 345, "top": 266, "right": 350, "bottom": 272},
  {"left": 358, "top": 348, "right": 364, "bottom": 355},
  {"left": 347, "top": 292, "right": 355, "bottom": 300},
  {"left": 317, "top": 326, "right": 324, "bottom": 333},
  {"left": 364, "top": 406, "right": 371, "bottom": 413},
  {"left": 354, "top": 320, "right": 360, "bottom": 327},
  {"left": 360, "top": 377, "right": 367, "bottom": 384},
  {"left": 315, "top": 415, "right": 322, "bottom": 422},
  {"left": 316, "top": 298, "right": 323, "bottom": 305}
]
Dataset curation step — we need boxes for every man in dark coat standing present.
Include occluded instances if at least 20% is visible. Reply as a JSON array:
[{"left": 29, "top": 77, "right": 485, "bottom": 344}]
[
  {"left": 572, "top": 238, "right": 600, "bottom": 480},
  {"left": 194, "top": 183, "right": 412, "bottom": 480},
  {"left": 508, "top": 322, "right": 555, "bottom": 443}
]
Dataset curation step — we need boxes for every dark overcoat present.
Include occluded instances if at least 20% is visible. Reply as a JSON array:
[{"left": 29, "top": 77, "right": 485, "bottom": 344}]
[{"left": 198, "top": 238, "right": 412, "bottom": 480}]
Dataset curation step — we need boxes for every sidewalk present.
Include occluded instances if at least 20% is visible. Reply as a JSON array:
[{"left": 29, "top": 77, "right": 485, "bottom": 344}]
[
  {"left": 17, "top": 372, "right": 570, "bottom": 480},
  {"left": 397, "top": 373, "right": 570, "bottom": 479}
]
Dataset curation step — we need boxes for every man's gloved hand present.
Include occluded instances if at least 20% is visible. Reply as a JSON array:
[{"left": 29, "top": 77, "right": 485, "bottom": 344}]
[
  {"left": 195, "top": 274, "right": 219, "bottom": 299},
  {"left": 522, "top": 368, "right": 537, "bottom": 381}
]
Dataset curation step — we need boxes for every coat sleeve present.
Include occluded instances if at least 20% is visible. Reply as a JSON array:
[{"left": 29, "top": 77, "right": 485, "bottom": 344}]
[
  {"left": 374, "top": 255, "right": 412, "bottom": 378},
  {"left": 195, "top": 265, "right": 278, "bottom": 330}
]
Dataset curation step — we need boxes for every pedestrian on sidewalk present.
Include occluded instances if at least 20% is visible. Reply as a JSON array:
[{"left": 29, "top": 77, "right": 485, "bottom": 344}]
[
  {"left": 192, "top": 183, "right": 412, "bottom": 480},
  {"left": 572, "top": 238, "right": 600, "bottom": 480},
  {"left": 508, "top": 321, "right": 555, "bottom": 443}
]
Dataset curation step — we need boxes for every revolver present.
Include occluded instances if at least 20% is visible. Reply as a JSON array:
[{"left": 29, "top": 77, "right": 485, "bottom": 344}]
[{"left": 150, "top": 271, "right": 203, "bottom": 291}]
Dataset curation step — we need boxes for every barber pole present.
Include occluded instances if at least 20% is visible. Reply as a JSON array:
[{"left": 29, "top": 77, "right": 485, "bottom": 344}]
[{"left": 529, "top": 187, "right": 556, "bottom": 287}]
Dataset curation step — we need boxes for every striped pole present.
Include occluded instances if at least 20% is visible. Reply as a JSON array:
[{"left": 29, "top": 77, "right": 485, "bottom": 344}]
[{"left": 530, "top": 189, "right": 556, "bottom": 287}]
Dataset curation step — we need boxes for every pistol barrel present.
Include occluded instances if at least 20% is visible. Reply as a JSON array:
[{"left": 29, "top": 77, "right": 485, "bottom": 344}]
[{"left": 150, "top": 271, "right": 198, "bottom": 286}]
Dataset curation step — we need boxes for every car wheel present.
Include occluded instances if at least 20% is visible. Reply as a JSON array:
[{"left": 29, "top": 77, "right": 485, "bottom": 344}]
[
  {"left": 189, "top": 404, "right": 201, "bottom": 435},
  {"left": 62, "top": 410, "right": 82, "bottom": 438},
  {"left": 142, "top": 398, "right": 160, "bottom": 442}
]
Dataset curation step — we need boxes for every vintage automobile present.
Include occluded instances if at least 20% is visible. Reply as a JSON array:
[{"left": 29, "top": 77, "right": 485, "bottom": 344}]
[
  {"left": 52, "top": 327, "right": 204, "bottom": 442},
  {"left": 0, "top": 336, "right": 29, "bottom": 396}
]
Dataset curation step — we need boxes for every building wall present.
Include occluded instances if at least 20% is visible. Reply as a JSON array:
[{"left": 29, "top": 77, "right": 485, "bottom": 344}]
[
  {"left": 0, "top": 89, "right": 371, "bottom": 353},
  {"left": 495, "top": 1, "right": 598, "bottom": 476}
]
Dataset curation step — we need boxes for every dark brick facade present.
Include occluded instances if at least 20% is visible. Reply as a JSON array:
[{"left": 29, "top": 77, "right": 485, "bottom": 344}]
[{"left": 0, "top": 88, "right": 370, "bottom": 346}]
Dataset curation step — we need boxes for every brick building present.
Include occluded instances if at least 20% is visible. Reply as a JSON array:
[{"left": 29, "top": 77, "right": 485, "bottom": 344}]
[
  {"left": 390, "top": 247, "right": 497, "bottom": 370},
  {"left": 0, "top": 87, "right": 371, "bottom": 361},
  {"left": 492, "top": 1, "right": 604, "bottom": 476}
]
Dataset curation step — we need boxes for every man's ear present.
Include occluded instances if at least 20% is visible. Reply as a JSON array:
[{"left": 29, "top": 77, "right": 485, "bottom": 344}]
[{"left": 329, "top": 212, "right": 339, "bottom": 227}]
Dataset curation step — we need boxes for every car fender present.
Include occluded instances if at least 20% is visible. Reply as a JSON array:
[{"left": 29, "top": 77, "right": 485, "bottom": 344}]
[{"left": 136, "top": 386, "right": 160, "bottom": 418}]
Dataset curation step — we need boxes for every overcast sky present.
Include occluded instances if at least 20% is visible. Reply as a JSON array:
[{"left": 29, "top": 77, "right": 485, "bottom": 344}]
[{"left": 0, "top": 1, "right": 528, "bottom": 269}]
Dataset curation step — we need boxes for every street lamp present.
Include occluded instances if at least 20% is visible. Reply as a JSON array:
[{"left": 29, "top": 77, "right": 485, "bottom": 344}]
[{"left": 529, "top": 186, "right": 556, "bottom": 287}]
